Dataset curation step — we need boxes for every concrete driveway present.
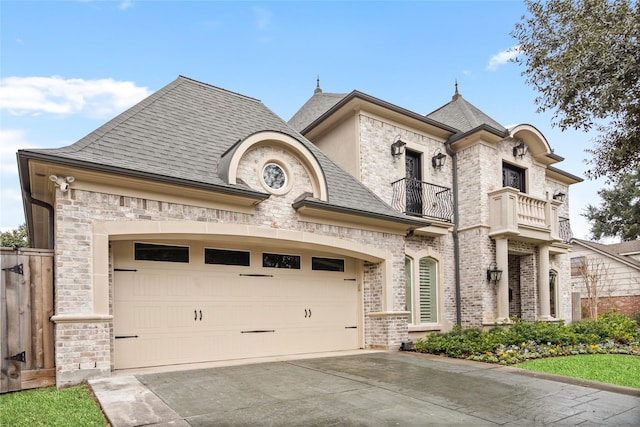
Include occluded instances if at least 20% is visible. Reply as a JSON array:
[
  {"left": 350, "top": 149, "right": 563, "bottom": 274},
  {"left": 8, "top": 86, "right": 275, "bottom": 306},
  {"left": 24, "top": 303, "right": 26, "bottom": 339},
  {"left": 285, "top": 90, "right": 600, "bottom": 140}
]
[{"left": 90, "top": 351, "right": 640, "bottom": 426}]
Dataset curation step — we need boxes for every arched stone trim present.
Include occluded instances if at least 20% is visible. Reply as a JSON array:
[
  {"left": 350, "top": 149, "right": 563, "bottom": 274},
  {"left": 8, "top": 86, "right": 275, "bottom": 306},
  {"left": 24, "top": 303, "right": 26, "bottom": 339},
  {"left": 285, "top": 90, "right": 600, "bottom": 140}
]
[
  {"left": 91, "top": 220, "right": 392, "bottom": 313},
  {"left": 508, "top": 124, "right": 552, "bottom": 159},
  {"left": 405, "top": 247, "right": 444, "bottom": 326},
  {"left": 219, "top": 131, "right": 328, "bottom": 201}
]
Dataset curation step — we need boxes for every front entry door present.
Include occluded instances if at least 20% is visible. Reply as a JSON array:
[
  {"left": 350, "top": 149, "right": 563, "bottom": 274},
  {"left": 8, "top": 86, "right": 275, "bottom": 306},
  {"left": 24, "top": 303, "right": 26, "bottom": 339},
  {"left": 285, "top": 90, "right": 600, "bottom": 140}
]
[{"left": 405, "top": 150, "right": 422, "bottom": 215}]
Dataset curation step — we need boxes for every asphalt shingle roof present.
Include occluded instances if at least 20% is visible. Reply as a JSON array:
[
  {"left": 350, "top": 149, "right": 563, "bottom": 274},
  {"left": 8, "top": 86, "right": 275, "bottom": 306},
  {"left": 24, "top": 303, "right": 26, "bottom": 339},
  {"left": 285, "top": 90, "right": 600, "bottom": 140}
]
[
  {"left": 426, "top": 91, "right": 507, "bottom": 134},
  {"left": 573, "top": 239, "right": 640, "bottom": 269},
  {"left": 288, "top": 85, "right": 347, "bottom": 132},
  {"left": 22, "top": 76, "right": 420, "bottom": 226}
]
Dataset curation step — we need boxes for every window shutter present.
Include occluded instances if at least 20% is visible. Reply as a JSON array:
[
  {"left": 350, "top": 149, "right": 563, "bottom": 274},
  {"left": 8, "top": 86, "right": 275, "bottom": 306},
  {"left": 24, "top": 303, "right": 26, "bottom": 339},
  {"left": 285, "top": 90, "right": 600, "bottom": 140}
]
[{"left": 418, "top": 258, "right": 437, "bottom": 323}]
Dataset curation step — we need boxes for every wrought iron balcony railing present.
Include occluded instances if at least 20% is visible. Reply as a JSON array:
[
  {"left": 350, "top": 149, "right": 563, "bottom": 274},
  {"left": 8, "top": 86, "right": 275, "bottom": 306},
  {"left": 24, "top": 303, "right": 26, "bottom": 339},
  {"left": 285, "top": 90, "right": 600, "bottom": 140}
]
[
  {"left": 391, "top": 178, "right": 453, "bottom": 222},
  {"left": 558, "top": 217, "right": 573, "bottom": 244}
]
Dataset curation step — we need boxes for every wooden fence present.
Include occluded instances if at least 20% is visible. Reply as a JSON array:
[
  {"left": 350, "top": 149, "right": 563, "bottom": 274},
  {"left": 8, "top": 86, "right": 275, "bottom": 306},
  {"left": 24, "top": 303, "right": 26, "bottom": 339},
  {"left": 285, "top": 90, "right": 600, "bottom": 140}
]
[{"left": 1, "top": 248, "right": 55, "bottom": 393}]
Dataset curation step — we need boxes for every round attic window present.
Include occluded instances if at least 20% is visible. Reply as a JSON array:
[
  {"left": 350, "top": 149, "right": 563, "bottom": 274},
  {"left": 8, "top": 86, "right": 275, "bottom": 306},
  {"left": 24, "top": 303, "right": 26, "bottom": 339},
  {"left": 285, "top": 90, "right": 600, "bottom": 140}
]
[{"left": 262, "top": 162, "right": 287, "bottom": 191}]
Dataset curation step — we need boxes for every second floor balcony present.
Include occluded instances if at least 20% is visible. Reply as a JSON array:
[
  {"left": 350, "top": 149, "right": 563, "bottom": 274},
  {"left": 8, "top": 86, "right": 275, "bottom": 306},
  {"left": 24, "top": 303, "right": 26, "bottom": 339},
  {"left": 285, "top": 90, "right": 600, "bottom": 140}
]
[
  {"left": 489, "top": 187, "right": 574, "bottom": 246},
  {"left": 391, "top": 178, "right": 454, "bottom": 223}
]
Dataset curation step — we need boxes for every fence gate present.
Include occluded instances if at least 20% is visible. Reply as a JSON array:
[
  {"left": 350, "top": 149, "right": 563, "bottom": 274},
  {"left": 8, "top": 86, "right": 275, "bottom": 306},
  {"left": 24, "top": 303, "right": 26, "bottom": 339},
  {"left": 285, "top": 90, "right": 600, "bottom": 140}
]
[{"left": 1, "top": 248, "right": 55, "bottom": 393}]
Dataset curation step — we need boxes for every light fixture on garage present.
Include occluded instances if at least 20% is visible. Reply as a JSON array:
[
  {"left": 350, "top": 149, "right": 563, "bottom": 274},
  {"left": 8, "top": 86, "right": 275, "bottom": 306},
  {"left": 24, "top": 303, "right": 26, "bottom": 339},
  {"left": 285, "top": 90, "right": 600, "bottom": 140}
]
[
  {"left": 512, "top": 140, "right": 528, "bottom": 159},
  {"left": 49, "top": 175, "right": 75, "bottom": 192},
  {"left": 390, "top": 136, "right": 406, "bottom": 157},
  {"left": 486, "top": 262, "right": 503, "bottom": 285},
  {"left": 431, "top": 148, "right": 447, "bottom": 170}
]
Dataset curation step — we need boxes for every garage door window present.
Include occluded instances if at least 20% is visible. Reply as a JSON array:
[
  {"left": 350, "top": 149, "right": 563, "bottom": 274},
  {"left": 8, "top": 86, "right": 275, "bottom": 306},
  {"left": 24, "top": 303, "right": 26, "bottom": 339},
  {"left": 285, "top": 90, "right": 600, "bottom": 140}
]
[
  {"left": 312, "top": 257, "right": 345, "bottom": 272},
  {"left": 263, "top": 253, "right": 301, "bottom": 269},
  {"left": 134, "top": 242, "right": 189, "bottom": 263},
  {"left": 205, "top": 248, "right": 250, "bottom": 266}
]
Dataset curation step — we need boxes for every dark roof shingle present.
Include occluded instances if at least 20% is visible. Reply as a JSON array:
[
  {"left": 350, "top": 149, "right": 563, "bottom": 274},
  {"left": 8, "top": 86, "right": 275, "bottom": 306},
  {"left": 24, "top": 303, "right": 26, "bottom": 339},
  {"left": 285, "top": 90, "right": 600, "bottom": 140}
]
[{"left": 21, "top": 76, "right": 420, "bottom": 226}]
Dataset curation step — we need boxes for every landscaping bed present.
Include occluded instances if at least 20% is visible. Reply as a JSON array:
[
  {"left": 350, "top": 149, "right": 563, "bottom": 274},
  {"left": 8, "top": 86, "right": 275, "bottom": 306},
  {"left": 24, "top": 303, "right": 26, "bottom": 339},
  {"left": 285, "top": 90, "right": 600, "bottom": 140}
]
[{"left": 413, "top": 311, "right": 640, "bottom": 365}]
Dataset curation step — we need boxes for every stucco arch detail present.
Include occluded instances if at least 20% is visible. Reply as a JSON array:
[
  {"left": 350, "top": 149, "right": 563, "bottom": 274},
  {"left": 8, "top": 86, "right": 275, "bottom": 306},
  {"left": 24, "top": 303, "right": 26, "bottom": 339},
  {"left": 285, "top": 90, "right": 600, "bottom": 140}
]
[
  {"left": 91, "top": 220, "right": 393, "bottom": 314},
  {"left": 220, "top": 131, "right": 328, "bottom": 201},
  {"left": 509, "top": 124, "right": 552, "bottom": 158}
]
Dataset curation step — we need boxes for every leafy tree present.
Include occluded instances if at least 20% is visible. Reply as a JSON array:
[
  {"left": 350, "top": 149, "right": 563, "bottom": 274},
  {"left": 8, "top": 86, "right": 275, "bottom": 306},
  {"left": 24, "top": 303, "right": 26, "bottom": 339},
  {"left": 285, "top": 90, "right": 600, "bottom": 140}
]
[
  {"left": 583, "top": 168, "right": 640, "bottom": 241},
  {"left": 0, "top": 223, "right": 29, "bottom": 248},
  {"left": 512, "top": 0, "right": 640, "bottom": 181}
]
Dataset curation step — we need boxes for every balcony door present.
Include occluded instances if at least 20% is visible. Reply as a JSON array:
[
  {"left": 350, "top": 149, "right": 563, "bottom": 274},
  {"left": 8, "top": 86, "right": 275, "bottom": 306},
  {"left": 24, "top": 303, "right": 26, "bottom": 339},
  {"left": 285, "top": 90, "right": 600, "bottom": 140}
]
[
  {"left": 502, "top": 162, "right": 526, "bottom": 193},
  {"left": 405, "top": 150, "right": 422, "bottom": 215}
]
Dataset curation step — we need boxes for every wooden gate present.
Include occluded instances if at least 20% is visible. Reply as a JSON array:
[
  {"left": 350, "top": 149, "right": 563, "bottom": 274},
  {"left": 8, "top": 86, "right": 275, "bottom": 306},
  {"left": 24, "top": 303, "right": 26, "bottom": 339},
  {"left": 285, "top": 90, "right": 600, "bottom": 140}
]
[{"left": 1, "top": 248, "right": 55, "bottom": 393}]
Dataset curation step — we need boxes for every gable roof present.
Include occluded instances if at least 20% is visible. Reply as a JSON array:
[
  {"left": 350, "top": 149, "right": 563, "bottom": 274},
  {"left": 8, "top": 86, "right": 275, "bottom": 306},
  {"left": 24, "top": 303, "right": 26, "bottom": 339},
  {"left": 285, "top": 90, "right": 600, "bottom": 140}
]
[
  {"left": 572, "top": 239, "right": 640, "bottom": 270},
  {"left": 425, "top": 88, "right": 507, "bottom": 135},
  {"left": 19, "top": 76, "right": 424, "bottom": 229}
]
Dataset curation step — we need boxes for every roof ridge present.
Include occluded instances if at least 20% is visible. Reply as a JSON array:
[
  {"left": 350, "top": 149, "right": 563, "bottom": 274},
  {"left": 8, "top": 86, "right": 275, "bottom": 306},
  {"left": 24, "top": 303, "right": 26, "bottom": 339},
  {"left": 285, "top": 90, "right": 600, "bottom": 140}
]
[{"left": 177, "top": 75, "right": 262, "bottom": 103}]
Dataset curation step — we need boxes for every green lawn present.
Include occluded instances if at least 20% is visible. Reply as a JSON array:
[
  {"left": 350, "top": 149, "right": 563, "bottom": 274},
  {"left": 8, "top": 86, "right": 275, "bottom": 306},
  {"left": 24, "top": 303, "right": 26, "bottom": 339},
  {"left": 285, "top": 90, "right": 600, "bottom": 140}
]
[
  {"left": 516, "top": 354, "right": 640, "bottom": 388},
  {"left": 0, "top": 385, "right": 107, "bottom": 427}
]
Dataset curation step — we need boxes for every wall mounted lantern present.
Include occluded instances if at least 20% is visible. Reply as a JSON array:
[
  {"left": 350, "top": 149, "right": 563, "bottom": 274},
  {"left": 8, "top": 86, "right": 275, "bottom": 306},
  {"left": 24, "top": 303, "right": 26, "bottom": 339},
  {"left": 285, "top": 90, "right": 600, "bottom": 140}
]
[
  {"left": 487, "top": 262, "right": 503, "bottom": 284},
  {"left": 512, "top": 140, "right": 528, "bottom": 158},
  {"left": 431, "top": 148, "right": 447, "bottom": 170},
  {"left": 49, "top": 175, "right": 75, "bottom": 192},
  {"left": 552, "top": 191, "right": 566, "bottom": 202},
  {"left": 391, "top": 136, "right": 406, "bottom": 157}
]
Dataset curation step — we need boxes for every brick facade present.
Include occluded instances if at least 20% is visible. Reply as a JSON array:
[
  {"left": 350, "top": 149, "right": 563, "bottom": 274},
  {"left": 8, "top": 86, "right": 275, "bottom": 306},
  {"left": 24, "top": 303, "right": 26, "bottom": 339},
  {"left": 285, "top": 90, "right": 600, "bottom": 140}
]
[{"left": 52, "top": 183, "right": 408, "bottom": 386}]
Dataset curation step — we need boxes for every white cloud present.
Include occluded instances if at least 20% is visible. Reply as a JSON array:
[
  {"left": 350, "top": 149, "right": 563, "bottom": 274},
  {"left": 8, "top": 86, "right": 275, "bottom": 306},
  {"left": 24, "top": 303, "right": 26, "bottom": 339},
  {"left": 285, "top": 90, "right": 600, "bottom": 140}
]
[
  {"left": 0, "top": 76, "right": 151, "bottom": 118},
  {"left": 119, "top": 0, "right": 133, "bottom": 10},
  {"left": 0, "top": 129, "right": 39, "bottom": 177},
  {"left": 486, "top": 45, "right": 521, "bottom": 71}
]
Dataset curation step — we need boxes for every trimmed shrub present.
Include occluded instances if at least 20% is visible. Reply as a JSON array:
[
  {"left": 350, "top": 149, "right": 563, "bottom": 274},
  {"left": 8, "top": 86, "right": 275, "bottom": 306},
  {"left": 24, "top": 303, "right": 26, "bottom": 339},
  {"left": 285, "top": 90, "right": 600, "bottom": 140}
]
[{"left": 413, "top": 311, "right": 640, "bottom": 364}]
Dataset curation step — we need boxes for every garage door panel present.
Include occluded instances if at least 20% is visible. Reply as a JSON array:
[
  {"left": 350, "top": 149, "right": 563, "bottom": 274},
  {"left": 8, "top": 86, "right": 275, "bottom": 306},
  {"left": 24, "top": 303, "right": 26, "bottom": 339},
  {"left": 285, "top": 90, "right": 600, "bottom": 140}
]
[{"left": 114, "top": 248, "right": 360, "bottom": 370}]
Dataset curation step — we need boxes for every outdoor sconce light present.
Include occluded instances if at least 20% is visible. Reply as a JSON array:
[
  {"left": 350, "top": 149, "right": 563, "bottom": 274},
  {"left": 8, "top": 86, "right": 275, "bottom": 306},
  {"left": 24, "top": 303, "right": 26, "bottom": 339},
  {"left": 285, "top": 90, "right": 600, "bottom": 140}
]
[
  {"left": 431, "top": 149, "right": 447, "bottom": 170},
  {"left": 552, "top": 191, "right": 566, "bottom": 202},
  {"left": 512, "top": 140, "right": 528, "bottom": 158},
  {"left": 49, "top": 175, "right": 75, "bottom": 192},
  {"left": 487, "top": 262, "right": 503, "bottom": 284},
  {"left": 391, "top": 136, "right": 406, "bottom": 157}
]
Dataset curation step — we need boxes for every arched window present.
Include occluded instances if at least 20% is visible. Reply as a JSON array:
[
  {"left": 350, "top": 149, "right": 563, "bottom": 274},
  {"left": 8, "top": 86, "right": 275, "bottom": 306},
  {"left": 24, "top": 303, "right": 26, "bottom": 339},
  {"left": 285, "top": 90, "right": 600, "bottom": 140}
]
[{"left": 405, "top": 256, "right": 438, "bottom": 325}]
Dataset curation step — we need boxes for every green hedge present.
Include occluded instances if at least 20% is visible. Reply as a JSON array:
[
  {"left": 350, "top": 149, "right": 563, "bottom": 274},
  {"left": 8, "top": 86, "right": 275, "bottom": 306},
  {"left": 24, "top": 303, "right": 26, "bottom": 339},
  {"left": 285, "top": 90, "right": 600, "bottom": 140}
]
[{"left": 413, "top": 311, "right": 640, "bottom": 365}]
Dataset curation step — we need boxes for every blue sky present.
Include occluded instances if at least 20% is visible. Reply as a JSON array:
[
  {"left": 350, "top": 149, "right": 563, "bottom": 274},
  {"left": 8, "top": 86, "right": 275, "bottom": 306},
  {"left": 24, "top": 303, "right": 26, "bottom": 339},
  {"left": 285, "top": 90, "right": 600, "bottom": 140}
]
[{"left": 1, "top": 0, "right": 605, "bottom": 239}]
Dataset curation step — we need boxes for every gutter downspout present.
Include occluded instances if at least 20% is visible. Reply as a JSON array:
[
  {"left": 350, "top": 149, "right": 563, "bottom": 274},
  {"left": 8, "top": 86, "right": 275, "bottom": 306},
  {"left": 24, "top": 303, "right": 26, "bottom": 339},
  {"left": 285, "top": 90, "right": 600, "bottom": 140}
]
[
  {"left": 445, "top": 141, "right": 462, "bottom": 326},
  {"left": 24, "top": 192, "right": 54, "bottom": 250}
]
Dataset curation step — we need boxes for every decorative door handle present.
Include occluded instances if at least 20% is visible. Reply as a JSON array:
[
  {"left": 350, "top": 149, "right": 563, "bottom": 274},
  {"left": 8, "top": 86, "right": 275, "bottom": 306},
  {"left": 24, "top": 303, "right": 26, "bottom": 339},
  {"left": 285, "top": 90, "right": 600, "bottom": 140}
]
[
  {"left": 199, "top": 310, "right": 202, "bottom": 321},
  {"left": 194, "top": 310, "right": 197, "bottom": 321},
  {"left": 308, "top": 308, "right": 311, "bottom": 318},
  {"left": 304, "top": 309, "right": 308, "bottom": 318}
]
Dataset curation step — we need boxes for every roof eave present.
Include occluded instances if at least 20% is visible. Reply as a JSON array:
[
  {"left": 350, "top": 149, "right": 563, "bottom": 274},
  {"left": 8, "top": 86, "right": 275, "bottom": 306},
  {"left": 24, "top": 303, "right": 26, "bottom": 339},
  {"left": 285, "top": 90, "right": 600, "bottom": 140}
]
[
  {"left": 292, "top": 197, "right": 429, "bottom": 231},
  {"left": 448, "top": 124, "right": 510, "bottom": 144},
  {"left": 17, "top": 150, "right": 271, "bottom": 202},
  {"left": 546, "top": 165, "right": 584, "bottom": 184},
  {"left": 300, "top": 91, "right": 459, "bottom": 136},
  {"left": 572, "top": 239, "right": 640, "bottom": 271}
]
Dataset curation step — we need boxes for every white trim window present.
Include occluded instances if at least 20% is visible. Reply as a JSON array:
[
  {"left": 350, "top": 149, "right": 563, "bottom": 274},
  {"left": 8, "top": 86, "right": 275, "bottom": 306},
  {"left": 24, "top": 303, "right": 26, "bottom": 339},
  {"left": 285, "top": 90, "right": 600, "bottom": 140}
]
[{"left": 405, "top": 256, "right": 438, "bottom": 324}]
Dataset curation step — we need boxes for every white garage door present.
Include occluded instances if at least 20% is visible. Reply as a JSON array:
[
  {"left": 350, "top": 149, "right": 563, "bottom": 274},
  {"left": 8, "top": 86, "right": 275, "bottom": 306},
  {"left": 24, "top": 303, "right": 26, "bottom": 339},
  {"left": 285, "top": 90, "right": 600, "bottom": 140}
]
[{"left": 112, "top": 241, "right": 360, "bottom": 369}]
